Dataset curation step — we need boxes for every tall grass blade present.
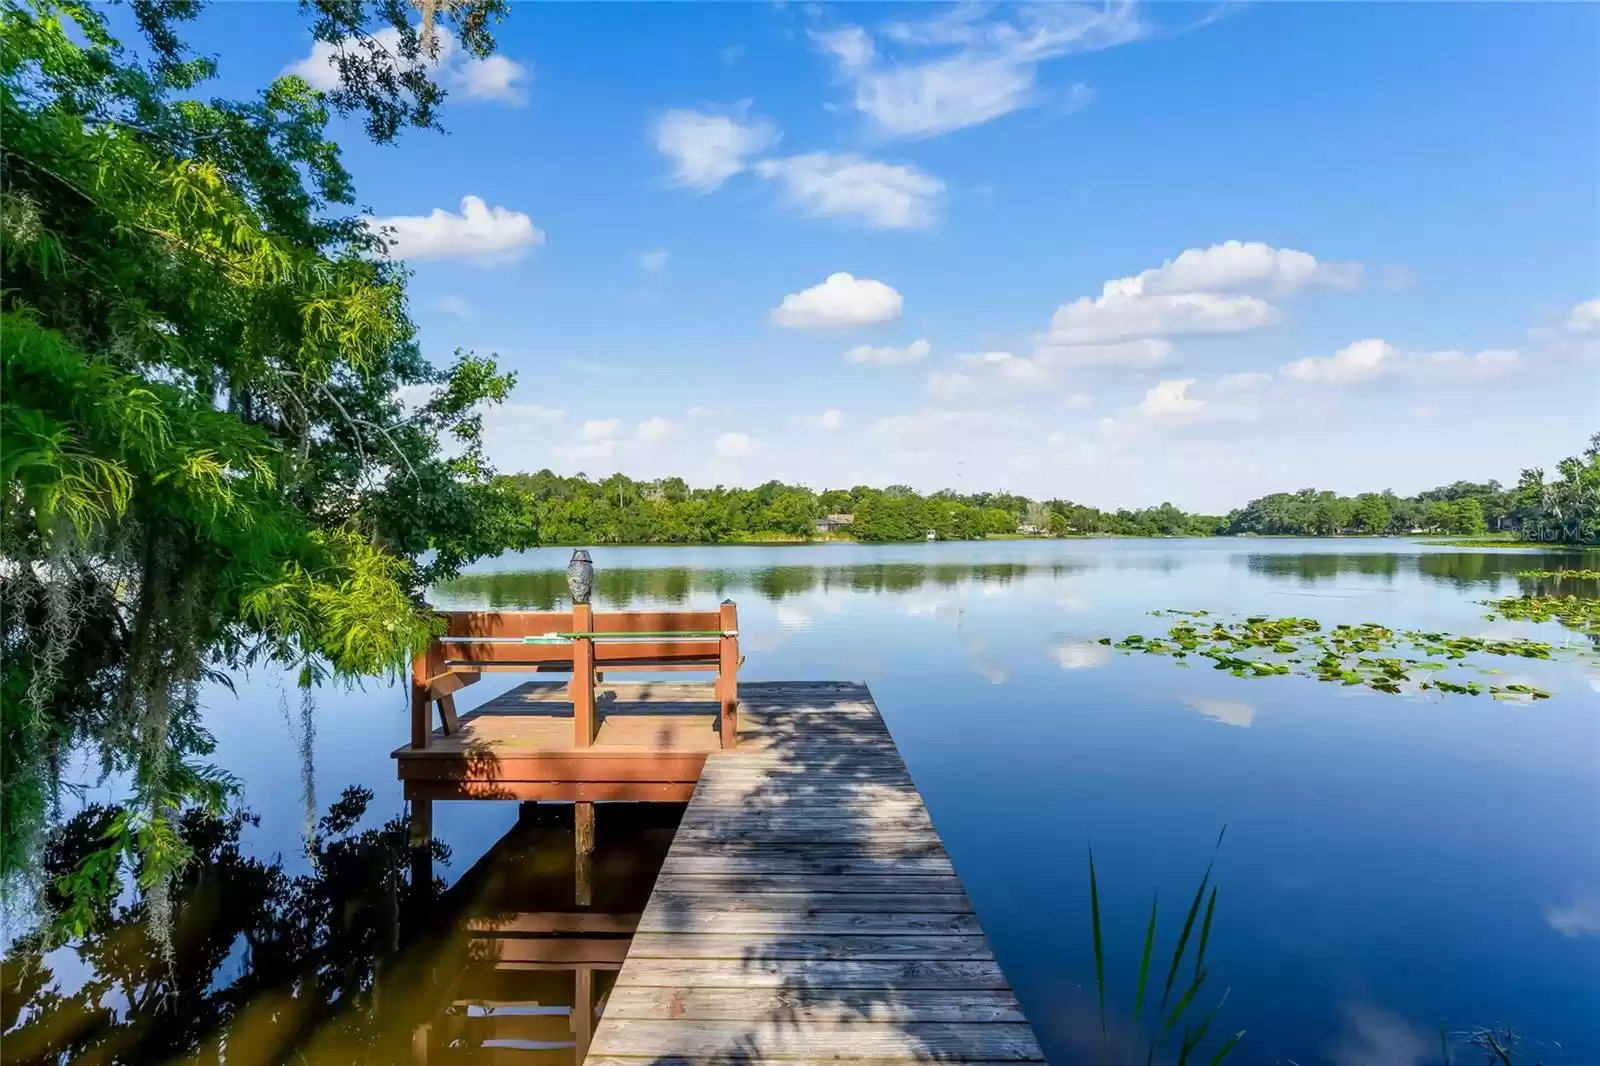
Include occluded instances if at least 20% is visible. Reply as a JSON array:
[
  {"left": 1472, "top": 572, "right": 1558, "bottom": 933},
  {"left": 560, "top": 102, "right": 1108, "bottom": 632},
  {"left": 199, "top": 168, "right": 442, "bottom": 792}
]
[
  {"left": 1177, "top": 1005, "right": 1218, "bottom": 1066},
  {"left": 1135, "top": 892, "right": 1158, "bottom": 1016},
  {"left": 1195, "top": 885, "right": 1218, "bottom": 980},
  {"left": 1158, "top": 865, "right": 1211, "bottom": 1015},
  {"left": 1205, "top": 1030, "right": 1246, "bottom": 1066},
  {"left": 1089, "top": 847, "right": 1106, "bottom": 1042},
  {"left": 1161, "top": 968, "right": 1207, "bottom": 1040},
  {"left": 1162, "top": 824, "right": 1227, "bottom": 1012}
]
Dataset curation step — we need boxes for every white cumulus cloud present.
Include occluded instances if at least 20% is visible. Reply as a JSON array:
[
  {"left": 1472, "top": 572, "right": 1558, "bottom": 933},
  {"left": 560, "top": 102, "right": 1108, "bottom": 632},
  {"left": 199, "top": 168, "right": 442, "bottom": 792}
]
[
  {"left": 368, "top": 195, "right": 543, "bottom": 262},
  {"left": 1137, "top": 378, "right": 1204, "bottom": 419},
  {"left": 715, "top": 431, "right": 756, "bottom": 458},
  {"left": 1284, "top": 340, "right": 1521, "bottom": 386},
  {"left": 453, "top": 52, "right": 528, "bottom": 103},
  {"left": 1049, "top": 291, "right": 1276, "bottom": 345},
  {"left": 1042, "top": 241, "right": 1359, "bottom": 346},
  {"left": 928, "top": 352, "right": 1050, "bottom": 404},
  {"left": 285, "top": 27, "right": 528, "bottom": 104},
  {"left": 771, "top": 273, "right": 903, "bottom": 329},
  {"left": 1128, "top": 240, "right": 1361, "bottom": 295},
  {"left": 1567, "top": 298, "right": 1600, "bottom": 333},
  {"left": 846, "top": 338, "right": 930, "bottom": 365},
  {"left": 1283, "top": 338, "right": 1395, "bottom": 385},
  {"left": 580, "top": 418, "right": 621, "bottom": 443},
  {"left": 1409, "top": 348, "right": 1521, "bottom": 380},
  {"left": 755, "top": 153, "right": 944, "bottom": 229},
  {"left": 635, "top": 416, "right": 680, "bottom": 444},
  {"left": 653, "top": 108, "right": 776, "bottom": 191},
  {"left": 807, "top": 408, "right": 846, "bottom": 431}
]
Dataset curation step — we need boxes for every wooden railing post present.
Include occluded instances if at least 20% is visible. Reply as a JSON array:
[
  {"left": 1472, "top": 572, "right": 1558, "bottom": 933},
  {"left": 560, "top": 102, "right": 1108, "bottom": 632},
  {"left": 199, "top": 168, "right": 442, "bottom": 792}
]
[
  {"left": 718, "top": 600, "right": 739, "bottom": 748},
  {"left": 410, "top": 648, "right": 430, "bottom": 750},
  {"left": 572, "top": 602, "right": 596, "bottom": 747}
]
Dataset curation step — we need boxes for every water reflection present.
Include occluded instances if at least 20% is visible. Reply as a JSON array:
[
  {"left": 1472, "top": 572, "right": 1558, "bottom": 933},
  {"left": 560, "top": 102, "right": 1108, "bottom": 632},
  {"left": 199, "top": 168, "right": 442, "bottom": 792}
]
[
  {"left": 438, "top": 560, "right": 1061, "bottom": 609},
  {"left": 440, "top": 548, "right": 1599, "bottom": 609},
  {"left": 425, "top": 803, "right": 680, "bottom": 1064},
  {"left": 1, "top": 795, "right": 678, "bottom": 1066},
  {"left": 1242, "top": 548, "right": 1591, "bottom": 588}
]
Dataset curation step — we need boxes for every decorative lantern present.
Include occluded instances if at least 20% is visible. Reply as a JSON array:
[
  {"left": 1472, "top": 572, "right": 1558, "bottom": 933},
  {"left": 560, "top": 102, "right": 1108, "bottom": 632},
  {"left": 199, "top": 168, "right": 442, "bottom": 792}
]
[{"left": 566, "top": 549, "right": 594, "bottom": 605}]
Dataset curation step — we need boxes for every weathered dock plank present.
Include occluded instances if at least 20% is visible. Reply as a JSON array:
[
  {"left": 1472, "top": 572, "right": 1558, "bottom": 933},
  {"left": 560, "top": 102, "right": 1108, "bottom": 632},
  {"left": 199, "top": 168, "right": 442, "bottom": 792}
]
[{"left": 585, "top": 681, "right": 1042, "bottom": 1065}]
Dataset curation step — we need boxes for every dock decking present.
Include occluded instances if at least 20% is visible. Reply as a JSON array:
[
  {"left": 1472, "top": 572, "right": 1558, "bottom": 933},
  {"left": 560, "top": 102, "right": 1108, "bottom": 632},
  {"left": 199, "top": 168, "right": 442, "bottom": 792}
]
[{"left": 584, "top": 681, "right": 1044, "bottom": 1065}]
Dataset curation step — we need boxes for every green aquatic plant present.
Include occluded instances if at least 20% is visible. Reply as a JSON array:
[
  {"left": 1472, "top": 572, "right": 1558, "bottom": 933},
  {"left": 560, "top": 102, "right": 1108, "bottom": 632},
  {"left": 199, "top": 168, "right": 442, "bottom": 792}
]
[
  {"left": 1482, "top": 594, "right": 1600, "bottom": 634},
  {"left": 1108, "top": 614, "right": 1558, "bottom": 700},
  {"left": 1515, "top": 569, "right": 1600, "bottom": 581},
  {"left": 1088, "top": 829, "right": 1243, "bottom": 1066},
  {"left": 1413, "top": 538, "right": 1550, "bottom": 549}
]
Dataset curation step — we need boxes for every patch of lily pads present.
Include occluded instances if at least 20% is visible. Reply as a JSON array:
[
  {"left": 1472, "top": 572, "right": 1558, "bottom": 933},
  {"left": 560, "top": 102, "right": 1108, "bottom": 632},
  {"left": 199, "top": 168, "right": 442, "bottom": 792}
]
[
  {"left": 1482, "top": 593, "right": 1600, "bottom": 634},
  {"left": 1105, "top": 610, "right": 1557, "bottom": 700},
  {"left": 1514, "top": 569, "right": 1600, "bottom": 582}
]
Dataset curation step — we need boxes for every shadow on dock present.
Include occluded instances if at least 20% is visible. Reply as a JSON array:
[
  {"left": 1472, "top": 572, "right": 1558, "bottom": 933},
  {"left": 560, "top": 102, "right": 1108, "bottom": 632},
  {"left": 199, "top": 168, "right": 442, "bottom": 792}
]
[{"left": 588, "top": 681, "right": 1044, "bottom": 1065}]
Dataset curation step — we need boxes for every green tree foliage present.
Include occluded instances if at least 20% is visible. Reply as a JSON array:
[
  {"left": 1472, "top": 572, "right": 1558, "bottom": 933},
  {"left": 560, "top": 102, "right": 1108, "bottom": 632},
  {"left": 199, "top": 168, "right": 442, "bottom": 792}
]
[
  {"left": 1, "top": 0, "right": 520, "bottom": 930},
  {"left": 1516, "top": 434, "right": 1600, "bottom": 544},
  {"left": 1226, "top": 483, "right": 1510, "bottom": 537}
]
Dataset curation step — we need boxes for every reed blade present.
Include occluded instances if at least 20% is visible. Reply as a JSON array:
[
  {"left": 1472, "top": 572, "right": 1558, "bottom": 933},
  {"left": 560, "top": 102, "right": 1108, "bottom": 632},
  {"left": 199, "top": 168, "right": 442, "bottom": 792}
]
[
  {"left": 1161, "top": 967, "right": 1207, "bottom": 1040},
  {"left": 1206, "top": 1030, "right": 1246, "bottom": 1066},
  {"left": 1195, "top": 884, "right": 1218, "bottom": 980},
  {"left": 1135, "top": 892, "right": 1158, "bottom": 1016},
  {"left": 1159, "top": 865, "right": 1211, "bottom": 1014},
  {"left": 1089, "top": 847, "right": 1106, "bottom": 1042}
]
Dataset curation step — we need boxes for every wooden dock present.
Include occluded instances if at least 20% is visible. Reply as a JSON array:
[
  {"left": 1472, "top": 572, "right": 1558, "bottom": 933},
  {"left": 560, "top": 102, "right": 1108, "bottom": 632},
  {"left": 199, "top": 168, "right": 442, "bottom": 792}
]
[{"left": 584, "top": 681, "right": 1044, "bottom": 1065}]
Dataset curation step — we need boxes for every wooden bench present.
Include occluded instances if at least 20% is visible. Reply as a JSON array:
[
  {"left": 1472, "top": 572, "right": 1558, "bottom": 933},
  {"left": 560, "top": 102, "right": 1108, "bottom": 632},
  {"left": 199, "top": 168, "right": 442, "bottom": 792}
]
[{"left": 409, "top": 602, "right": 741, "bottom": 751}]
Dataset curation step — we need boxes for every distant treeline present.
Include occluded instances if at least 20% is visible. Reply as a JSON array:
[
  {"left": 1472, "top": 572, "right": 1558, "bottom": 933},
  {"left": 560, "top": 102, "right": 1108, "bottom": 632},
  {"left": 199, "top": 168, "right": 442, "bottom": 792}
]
[{"left": 489, "top": 434, "right": 1598, "bottom": 545}]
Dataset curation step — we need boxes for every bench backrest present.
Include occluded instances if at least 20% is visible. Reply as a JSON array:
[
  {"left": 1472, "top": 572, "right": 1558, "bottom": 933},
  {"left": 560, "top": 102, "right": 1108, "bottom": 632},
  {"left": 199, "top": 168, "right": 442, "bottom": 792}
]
[
  {"left": 430, "top": 609, "right": 728, "bottom": 671},
  {"left": 409, "top": 603, "right": 741, "bottom": 749}
]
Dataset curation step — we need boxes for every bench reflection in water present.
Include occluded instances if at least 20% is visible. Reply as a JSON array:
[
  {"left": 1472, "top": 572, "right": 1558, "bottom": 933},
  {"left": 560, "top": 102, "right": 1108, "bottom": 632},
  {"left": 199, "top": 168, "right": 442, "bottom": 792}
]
[{"left": 414, "top": 802, "right": 683, "bottom": 1065}]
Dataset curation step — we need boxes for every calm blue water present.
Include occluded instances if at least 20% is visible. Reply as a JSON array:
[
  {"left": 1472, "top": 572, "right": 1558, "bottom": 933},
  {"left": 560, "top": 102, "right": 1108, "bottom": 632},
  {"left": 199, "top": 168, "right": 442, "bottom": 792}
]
[{"left": 194, "top": 539, "right": 1600, "bottom": 1063}]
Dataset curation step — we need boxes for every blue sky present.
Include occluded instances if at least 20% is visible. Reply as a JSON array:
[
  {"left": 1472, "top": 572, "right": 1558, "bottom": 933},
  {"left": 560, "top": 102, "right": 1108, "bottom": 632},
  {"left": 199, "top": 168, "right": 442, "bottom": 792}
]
[{"left": 185, "top": 2, "right": 1594, "bottom": 511}]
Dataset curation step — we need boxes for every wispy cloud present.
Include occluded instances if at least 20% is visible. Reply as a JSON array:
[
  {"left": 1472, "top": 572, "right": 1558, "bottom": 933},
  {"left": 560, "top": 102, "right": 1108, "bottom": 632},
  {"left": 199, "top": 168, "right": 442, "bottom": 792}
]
[
  {"left": 813, "top": 3, "right": 1146, "bottom": 138},
  {"left": 755, "top": 153, "right": 944, "bottom": 229}
]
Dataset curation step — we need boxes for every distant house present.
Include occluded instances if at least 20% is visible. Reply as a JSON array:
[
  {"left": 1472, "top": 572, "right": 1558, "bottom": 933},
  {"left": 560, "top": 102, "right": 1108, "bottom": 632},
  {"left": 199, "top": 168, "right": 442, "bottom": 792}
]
[{"left": 816, "top": 513, "right": 854, "bottom": 534}]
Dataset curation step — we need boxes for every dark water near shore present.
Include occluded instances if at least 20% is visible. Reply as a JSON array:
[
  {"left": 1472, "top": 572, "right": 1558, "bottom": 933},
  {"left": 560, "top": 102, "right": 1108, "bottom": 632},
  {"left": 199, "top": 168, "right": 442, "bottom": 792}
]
[{"left": 10, "top": 539, "right": 1600, "bottom": 1064}]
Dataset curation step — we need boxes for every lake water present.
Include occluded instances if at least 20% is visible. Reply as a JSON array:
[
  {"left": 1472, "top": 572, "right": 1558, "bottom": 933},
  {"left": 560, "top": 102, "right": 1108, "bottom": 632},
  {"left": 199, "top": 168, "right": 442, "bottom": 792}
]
[{"left": 15, "top": 539, "right": 1600, "bottom": 1064}]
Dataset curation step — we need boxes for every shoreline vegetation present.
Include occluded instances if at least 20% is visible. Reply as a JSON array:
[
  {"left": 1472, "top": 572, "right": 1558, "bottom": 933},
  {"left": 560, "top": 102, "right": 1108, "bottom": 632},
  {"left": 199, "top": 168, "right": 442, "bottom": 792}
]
[{"left": 490, "top": 443, "right": 1600, "bottom": 547}]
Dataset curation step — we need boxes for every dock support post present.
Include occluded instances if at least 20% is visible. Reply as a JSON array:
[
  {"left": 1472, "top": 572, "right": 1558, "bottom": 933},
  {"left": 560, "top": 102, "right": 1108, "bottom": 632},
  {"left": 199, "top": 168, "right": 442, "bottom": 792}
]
[
  {"left": 572, "top": 603, "right": 596, "bottom": 747},
  {"left": 574, "top": 800, "right": 595, "bottom": 907},
  {"left": 573, "top": 966, "right": 594, "bottom": 1060},
  {"left": 717, "top": 600, "right": 739, "bottom": 749}
]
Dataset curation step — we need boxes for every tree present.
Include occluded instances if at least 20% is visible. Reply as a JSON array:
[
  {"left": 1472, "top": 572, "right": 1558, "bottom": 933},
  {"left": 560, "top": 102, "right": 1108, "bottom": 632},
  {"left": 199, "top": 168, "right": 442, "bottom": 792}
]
[
  {"left": 762, "top": 490, "right": 819, "bottom": 536},
  {"left": 2, "top": 0, "right": 519, "bottom": 934},
  {"left": 1351, "top": 494, "right": 1391, "bottom": 535},
  {"left": 1517, "top": 434, "right": 1600, "bottom": 543},
  {"left": 1446, "top": 498, "right": 1488, "bottom": 535}
]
